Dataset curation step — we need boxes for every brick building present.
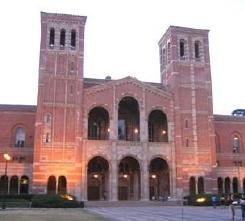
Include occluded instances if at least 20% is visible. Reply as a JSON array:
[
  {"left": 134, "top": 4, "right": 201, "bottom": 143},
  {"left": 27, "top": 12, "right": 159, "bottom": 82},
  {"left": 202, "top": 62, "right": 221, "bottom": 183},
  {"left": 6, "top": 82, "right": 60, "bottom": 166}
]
[{"left": 0, "top": 12, "right": 244, "bottom": 201}]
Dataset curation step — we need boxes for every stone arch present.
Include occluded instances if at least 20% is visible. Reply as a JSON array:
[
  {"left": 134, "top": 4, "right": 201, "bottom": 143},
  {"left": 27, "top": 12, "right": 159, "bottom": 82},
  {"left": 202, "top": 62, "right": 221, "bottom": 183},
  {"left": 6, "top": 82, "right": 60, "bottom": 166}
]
[
  {"left": 118, "top": 156, "right": 141, "bottom": 200},
  {"left": 197, "top": 176, "right": 205, "bottom": 194},
  {"left": 58, "top": 176, "right": 67, "bottom": 194},
  {"left": 87, "top": 156, "right": 109, "bottom": 201},
  {"left": 88, "top": 106, "right": 110, "bottom": 140},
  {"left": 47, "top": 175, "right": 56, "bottom": 195},
  {"left": 217, "top": 177, "right": 223, "bottom": 194},
  {"left": 20, "top": 175, "right": 29, "bottom": 194},
  {"left": 148, "top": 109, "right": 168, "bottom": 142},
  {"left": 9, "top": 175, "right": 18, "bottom": 194},
  {"left": 224, "top": 177, "right": 231, "bottom": 194},
  {"left": 232, "top": 177, "right": 238, "bottom": 193},
  {"left": 189, "top": 176, "right": 196, "bottom": 195},
  {"left": 118, "top": 96, "right": 140, "bottom": 141},
  {"left": 149, "top": 157, "right": 170, "bottom": 200}
]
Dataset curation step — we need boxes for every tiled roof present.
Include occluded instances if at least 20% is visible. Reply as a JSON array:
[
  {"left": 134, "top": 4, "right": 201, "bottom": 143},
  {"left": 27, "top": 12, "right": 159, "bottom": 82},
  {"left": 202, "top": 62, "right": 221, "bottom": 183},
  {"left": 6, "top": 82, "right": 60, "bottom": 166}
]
[
  {"left": 214, "top": 114, "right": 245, "bottom": 122},
  {"left": 84, "top": 77, "right": 167, "bottom": 91},
  {"left": 0, "top": 104, "right": 36, "bottom": 112}
]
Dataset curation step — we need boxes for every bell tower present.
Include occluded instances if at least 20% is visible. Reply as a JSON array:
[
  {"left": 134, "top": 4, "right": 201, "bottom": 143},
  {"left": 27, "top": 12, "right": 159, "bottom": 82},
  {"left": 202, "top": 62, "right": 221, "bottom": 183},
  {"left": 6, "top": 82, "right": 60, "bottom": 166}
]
[
  {"left": 159, "top": 26, "right": 216, "bottom": 196},
  {"left": 32, "top": 12, "right": 86, "bottom": 196}
]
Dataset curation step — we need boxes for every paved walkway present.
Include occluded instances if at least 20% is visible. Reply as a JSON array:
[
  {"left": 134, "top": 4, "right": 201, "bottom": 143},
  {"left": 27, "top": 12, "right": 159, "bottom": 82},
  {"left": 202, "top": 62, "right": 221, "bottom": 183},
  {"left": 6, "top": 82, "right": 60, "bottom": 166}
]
[{"left": 88, "top": 206, "right": 244, "bottom": 221}]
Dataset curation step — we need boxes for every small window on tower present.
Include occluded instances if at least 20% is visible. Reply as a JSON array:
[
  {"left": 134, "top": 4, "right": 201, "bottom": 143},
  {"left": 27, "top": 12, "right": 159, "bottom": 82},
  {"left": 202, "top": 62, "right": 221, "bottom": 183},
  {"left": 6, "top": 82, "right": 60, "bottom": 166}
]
[
  {"left": 45, "top": 133, "right": 51, "bottom": 143},
  {"left": 71, "top": 30, "right": 76, "bottom": 49},
  {"left": 195, "top": 41, "right": 200, "bottom": 60},
  {"left": 49, "top": 28, "right": 55, "bottom": 48},
  {"left": 180, "top": 39, "right": 185, "bottom": 58},
  {"left": 60, "top": 29, "right": 66, "bottom": 48}
]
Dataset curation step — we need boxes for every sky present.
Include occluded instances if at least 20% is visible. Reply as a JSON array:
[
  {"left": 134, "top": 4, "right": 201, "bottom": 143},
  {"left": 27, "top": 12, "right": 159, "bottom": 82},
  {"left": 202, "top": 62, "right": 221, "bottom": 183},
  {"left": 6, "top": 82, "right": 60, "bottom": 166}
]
[{"left": 0, "top": 0, "right": 244, "bottom": 115}]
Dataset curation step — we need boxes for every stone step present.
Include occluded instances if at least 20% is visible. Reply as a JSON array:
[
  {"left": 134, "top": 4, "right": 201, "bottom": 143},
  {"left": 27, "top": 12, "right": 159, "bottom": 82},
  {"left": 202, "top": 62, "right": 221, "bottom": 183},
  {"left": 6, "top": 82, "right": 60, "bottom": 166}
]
[{"left": 85, "top": 200, "right": 182, "bottom": 208}]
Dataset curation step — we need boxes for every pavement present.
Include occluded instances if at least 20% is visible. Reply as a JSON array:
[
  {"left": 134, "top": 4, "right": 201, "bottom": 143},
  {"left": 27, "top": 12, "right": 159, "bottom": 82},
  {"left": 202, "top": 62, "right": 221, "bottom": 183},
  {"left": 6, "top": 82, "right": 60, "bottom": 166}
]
[{"left": 87, "top": 206, "right": 245, "bottom": 221}]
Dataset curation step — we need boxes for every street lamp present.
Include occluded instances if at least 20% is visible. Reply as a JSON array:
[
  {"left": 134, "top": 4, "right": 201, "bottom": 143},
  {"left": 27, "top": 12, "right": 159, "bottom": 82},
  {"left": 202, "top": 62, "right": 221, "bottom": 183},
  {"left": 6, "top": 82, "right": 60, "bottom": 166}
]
[{"left": 2, "top": 153, "right": 11, "bottom": 209}]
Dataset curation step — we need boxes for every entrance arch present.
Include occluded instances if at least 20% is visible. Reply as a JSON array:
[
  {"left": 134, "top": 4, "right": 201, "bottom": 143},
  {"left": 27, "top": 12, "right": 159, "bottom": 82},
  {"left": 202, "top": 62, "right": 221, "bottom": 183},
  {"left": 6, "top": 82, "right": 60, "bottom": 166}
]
[
  {"left": 87, "top": 156, "right": 109, "bottom": 201},
  {"left": 149, "top": 158, "right": 170, "bottom": 200},
  {"left": 118, "top": 156, "right": 141, "bottom": 200}
]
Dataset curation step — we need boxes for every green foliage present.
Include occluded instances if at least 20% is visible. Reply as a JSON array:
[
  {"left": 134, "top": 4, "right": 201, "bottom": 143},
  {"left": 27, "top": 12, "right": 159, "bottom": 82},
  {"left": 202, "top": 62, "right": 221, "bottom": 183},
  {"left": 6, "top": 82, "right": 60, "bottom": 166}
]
[
  {"left": 31, "top": 194, "right": 84, "bottom": 208},
  {"left": 184, "top": 193, "right": 243, "bottom": 206}
]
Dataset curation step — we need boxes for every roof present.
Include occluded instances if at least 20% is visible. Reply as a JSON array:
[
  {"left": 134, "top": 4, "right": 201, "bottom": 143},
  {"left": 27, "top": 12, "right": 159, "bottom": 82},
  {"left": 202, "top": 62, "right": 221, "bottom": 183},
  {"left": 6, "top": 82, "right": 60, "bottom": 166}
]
[
  {"left": 0, "top": 104, "right": 36, "bottom": 113},
  {"left": 84, "top": 77, "right": 167, "bottom": 91},
  {"left": 214, "top": 114, "right": 245, "bottom": 122}
]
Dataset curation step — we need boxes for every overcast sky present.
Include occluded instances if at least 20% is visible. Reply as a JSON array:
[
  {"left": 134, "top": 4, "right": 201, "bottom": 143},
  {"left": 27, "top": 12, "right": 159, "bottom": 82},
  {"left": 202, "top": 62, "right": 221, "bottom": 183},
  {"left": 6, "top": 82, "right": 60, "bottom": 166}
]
[{"left": 0, "top": 0, "right": 244, "bottom": 115}]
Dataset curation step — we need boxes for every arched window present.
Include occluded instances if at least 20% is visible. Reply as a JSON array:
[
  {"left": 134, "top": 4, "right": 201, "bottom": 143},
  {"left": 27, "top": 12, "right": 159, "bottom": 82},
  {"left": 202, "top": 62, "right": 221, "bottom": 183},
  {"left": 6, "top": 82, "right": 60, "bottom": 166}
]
[
  {"left": 49, "top": 28, "right": 55, "bottom": 47},
  {"left": 225, "top": 177, "right": 231, "bottom": 194},
  {"left": 88, "top": 107, "right": 109, "bottom": 140},
  {"left": 47, "top": 175, "right": 56, "bottom": 194},
  {"left": 10, "top": 176, "right": 18, "bottom": 194},
  {"left": 15, "top": 127, "right": 25, "bottom": 147},
  {"left": 198, "top": 177, "right": 204, "bottom": 194},
  {"left": 179, "top": 39, "right": 185, "bottom": 58},
  {"left": 243, "top": 178, "right": 245, "bottom": 194},
  {"left": 217, "top": 177, "right": 223, "bottom": 194},
  {"left": 118, "top": 97, "right": 140, "bottom": 141},
  {"left": 44, "top": 114, "right": 52, "bottom": 124},
  {"left": 233, "top": 135, "right": 240, "bottom": 153},
  {"left": 0, "top": 175, "right": 8, "bottom": 194},
  {"left": 20, "top": 175, "right": 29, "bottom": 194},
  {"left": 233, "top": 177, "right": 238, "bottom": 193},
  {"left": 71, "top": 30, "right": 76, "bottom": 48},
  {"left": 189, "top": 177, "right": 196, "bottom": 195},
  {"left": 148, "top": 110, "right": 168, "bottom": 142},
  {"left": 58, "top": 176, "right": 67, "bottom": 194},
  {"left": 215, "top": 133, "right": 221, "bottom": 152},
  {"left": 167, "top": 42, "right": 171, "bottom": 63},
  {"left": 194, "top": 41, "right": 200, "bottom": 59},
  {"left": 60, "top": 29, "right": 66, "bottom": 47}
]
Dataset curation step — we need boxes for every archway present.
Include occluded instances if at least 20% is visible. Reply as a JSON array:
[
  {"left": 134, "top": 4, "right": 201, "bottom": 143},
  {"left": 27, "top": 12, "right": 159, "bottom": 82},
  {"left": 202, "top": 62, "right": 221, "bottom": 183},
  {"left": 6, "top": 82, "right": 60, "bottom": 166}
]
[
  {"left": 197, "top": 177, "right": 204, "bottom": 194},
  {"left": 87, "top": 156, "right": 109, "bottom": 200},
  {"left": 10, "top": 176, "right": 18, "bottom": 194},
  {"left": 149, "top": 158, "right": 169, "bottom": 200},
  {"left": 47, "top": 175, "right": 56, "bottom": 194},
  {"left": 189, "top": 176, "right": 196, "bottom": 195},
  {"left": 233, "top": 177, "right": 238, "bottom": 193},
  {"left": 217, "top": 177, "right": 223, "bottom": 194},
  {"left": 148, "top": 110, "right": 168, "bottom": 142},
  {"left": 118, "top": 156, "right": 140, "bottom": 200},
  {"left": 225, "top": 177, "right": 230, "bottom": 194},
  {"left": 58, "top": 176, "right": 67, "bottom": 194},
  {"left": 20, "top": 176, "right": 29, "bottom": 194},
  {"left": 88, "top": 107, "right": 109, "bottom": 140},
  {"left": 118, "top": 97, "right": 140, "bottom": 141}
]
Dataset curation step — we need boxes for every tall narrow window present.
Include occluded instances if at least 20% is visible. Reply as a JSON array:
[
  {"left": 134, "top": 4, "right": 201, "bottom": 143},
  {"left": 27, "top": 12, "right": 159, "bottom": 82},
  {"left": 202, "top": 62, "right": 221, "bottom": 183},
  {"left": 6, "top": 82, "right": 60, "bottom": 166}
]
[
  {"left": 60, "top": 29, "right": 66, "bottom": 47},
  {"left": 71, "top": 30, "right": 76, "bottom": 48},
  {"left": 167, "top": 42, "right": 171, "bottom": 63},
  {"left": 195, "top": 41, "right": 200, "bottom": 59},
  {"left": 180, "top": 39, "right": 185, "bottom": 58},
  {"left": 15, "top": 127, "right": 25, "bottom": 147},
  {"left": 233, "top": 135, "right": 240, "bottom": 153},
  {"left": 49, "top": 28, "right": 55, "bottom": 47}
]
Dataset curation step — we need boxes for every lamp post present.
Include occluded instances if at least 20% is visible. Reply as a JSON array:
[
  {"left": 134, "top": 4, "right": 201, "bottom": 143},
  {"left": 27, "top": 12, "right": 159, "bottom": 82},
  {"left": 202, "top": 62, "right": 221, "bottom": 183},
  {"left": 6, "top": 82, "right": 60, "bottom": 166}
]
[{"left": 2, "top": 153, "right": 11, "bottom": 209}]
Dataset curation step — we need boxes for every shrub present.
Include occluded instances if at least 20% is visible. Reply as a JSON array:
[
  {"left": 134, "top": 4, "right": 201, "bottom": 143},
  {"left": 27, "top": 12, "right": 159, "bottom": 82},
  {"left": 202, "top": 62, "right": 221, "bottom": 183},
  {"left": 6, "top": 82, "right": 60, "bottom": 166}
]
[{"left": 31, "top": 194, "right": 83, "bottom": 208}]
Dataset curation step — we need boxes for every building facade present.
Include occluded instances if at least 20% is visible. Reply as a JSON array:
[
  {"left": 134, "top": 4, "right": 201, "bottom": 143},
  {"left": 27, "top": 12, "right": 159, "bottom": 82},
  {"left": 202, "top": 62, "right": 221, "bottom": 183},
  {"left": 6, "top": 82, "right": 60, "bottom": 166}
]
[{"left": 0, "top": 12, "right": 245, "bottom": 201}]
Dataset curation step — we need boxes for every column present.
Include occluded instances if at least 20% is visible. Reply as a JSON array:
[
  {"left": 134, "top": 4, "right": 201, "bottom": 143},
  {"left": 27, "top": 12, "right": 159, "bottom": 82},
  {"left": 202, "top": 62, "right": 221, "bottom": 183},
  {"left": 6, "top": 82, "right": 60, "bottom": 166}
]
[
  {"left": 141, "top": 160, "right": 149, "bottom": 201},
  {"left": 110, "top": 159, "right": 118, "bottom": 201}
]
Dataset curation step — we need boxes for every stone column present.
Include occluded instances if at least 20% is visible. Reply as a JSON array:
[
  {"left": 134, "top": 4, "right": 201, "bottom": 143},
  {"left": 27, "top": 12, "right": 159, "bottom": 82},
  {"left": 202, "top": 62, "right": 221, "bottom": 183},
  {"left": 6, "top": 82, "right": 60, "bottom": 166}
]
[
  {"left": 140, "top": 88, "right": 147, "bottom": 142},
  {"left": 141, "top": 159, "right": 149, "bottom": 201},
  {"left": 110, "top": 158, "right": 118, "bottom": 201}
]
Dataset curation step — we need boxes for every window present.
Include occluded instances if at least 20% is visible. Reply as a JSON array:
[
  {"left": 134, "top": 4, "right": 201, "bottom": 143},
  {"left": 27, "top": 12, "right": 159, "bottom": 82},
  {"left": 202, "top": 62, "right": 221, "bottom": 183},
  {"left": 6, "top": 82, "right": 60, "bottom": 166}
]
[
  {"left": 15, "top": 127, "right": 25, "bottom": 147},
  {"left": 233, "top": 135, "right": 240, "bottom": 153},
  {"left": 194, "top": 41, "right": 200, "bottom": 60},
  {"left": 71, "top": 30, "right": 76, "bottom": 48},
  {"left": 180, "top": 39, "right": 185, "bottom": 58},
  {"left": 167, "top": 42, "right": 171, "bottom": 63},
  {"left": 60, "top": 29, "right": 66, "bottom": 47},
  {"left": 118, "top": 119, "right": 126, "bottom": 140},
  {"left": 45, "top": 133, "right": 51, "bottom": 143},
  {"left": 185, "top": 119, "right": 189, "bottom": 128},
  {"left": 186, "top": 138, "right": 189, "bottom": 147},
  {"left": 44, "top": 114, "right": 52, "bottom": 124},
  {"left": 49, "top": 28, "right": 55, "bottom": 47},
  {"left": 47, "top": 175, "right": 56, "bottom": 194}
]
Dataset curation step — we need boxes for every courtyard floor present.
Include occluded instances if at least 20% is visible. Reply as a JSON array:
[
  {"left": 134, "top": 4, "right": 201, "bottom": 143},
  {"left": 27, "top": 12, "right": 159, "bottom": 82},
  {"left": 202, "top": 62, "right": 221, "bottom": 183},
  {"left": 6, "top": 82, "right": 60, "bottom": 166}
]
[
  {"left": 0, "top": 206, "right": 244, "bottom": 221},
  {"left": 87, "top": 206, "right": 244, "bottom": 221}
]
